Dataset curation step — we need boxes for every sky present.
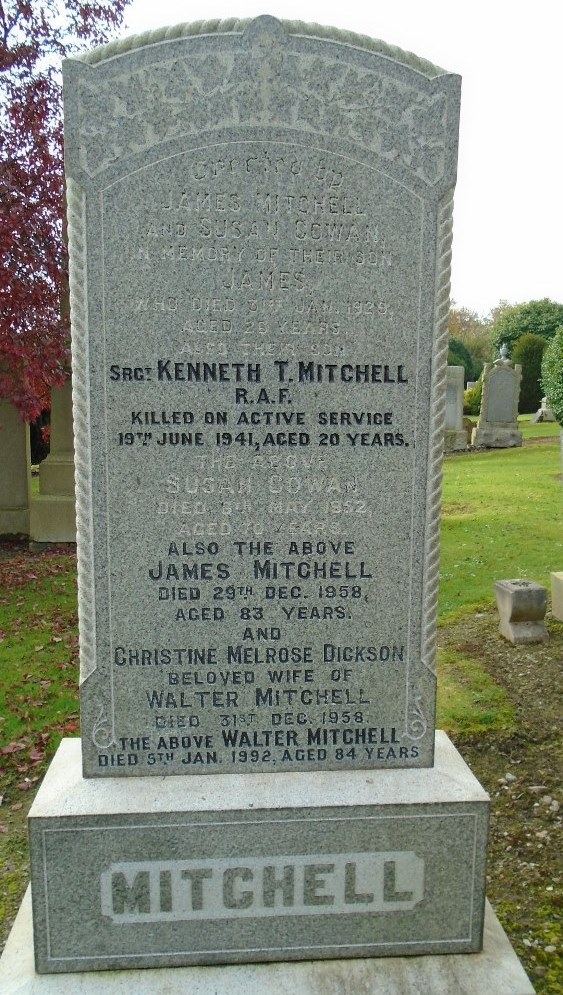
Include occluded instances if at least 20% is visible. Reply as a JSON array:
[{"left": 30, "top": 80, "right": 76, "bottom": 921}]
[{"left": 119, "top": 0, "right": 562, "bottom": 319}]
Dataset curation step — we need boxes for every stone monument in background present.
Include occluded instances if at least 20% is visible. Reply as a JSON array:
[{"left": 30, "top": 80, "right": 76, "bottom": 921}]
[
  {"left": 0, "top": 399, "right": 31, "bottom": 536},
  {"left": 444, "top": 365, "right": 467, "bottom": 452},
  {"left": 471, "top": 346, "right": 522, "bottom": 449},
  {"left": 29, "top": 380, "right": 76, "bottom": 543},
  {"left": 0, "top": 17, "right": 533, "bottom": 994}
]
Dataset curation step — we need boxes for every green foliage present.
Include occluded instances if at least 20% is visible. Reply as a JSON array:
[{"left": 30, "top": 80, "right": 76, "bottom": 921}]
[
  {"left": 448, "top": 336, "right": 482, "bottom": 383},
  {"left": 490, "top": 299, "right": 563, "bottom": 354},
  {"left": 463, "top": 378, "right": 482, "bottom": 415},
  {"left": 541, "top": 325, "right": 563, "bottom": 424},
  {"left": 448, "top": 305, "right": 494, "bottom": 364},
  {"left": 512, "top": 333, "right": 548, "bottom": 413}
]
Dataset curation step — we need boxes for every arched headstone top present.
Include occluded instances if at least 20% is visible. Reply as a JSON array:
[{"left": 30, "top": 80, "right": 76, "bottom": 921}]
[{"left": 64, "top": 16, "right": 460, "bottom": 193}]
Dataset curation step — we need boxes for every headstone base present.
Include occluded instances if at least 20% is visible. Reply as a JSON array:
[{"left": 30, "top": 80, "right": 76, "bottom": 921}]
[
  {"left": 0, "top": 889, "right": 535, "bottom": 994},
  {"left": 29, "top": 494, "right": 76, "bottom": 543},
  {"left": 471, "top": 426, "right": 522, "bottom": 449},
  {"left": 444, "top": 429, "right": 468, "bottom": 452},
  {"left": 29, "top": 733, "right": 489, "bottom": 974}
]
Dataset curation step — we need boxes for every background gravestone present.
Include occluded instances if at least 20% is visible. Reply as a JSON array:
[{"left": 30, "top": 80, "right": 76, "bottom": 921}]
[
  {"left": 444, "top": 365, "right": 467, "bottom": 452},
  {"left": 0, "top": 399, "right": 31, "bottom": 536},
  {"left": 471, "top": 347, "right": 522, "bottom": 448},
  {"left": 29, "top": 381, "right": 76, "bottom": 543}
]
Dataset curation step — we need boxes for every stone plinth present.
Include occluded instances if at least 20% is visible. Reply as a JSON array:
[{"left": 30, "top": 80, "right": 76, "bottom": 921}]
[
  {"left": 0, "top": 890, "right": 535, "bottom": 994},
  {"left": 494, "top": 579, "right": 549, "bottom": 644},
  {"left": 0, "top": 399, "right": 31, "bottom": 536},
  {"left": 551, "top": 572, "right": 563, "bottom": 621},
  {"left": 29, "top": 733, "right": 489, "bottom": 974},
  {"left": 30, "top": 381, "right": 76, "bottom": 543}
]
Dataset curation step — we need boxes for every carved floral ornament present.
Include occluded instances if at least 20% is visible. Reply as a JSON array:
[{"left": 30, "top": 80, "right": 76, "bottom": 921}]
[{"left": 76, "top": 38, "right": 448, "bottom": 184}]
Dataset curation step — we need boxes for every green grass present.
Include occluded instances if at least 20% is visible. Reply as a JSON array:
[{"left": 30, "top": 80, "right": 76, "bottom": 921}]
[
  {"left": 0, "top": 551, "right": 79, "bottom": 788},
  {"left": 440, "top": 441, "right": 562, "bottom": 621},
  {"left": 518, "top": 414, "right": 561, "bottom": 440},
  {"left": 436, "top": 649, "right": 516, "bottom": 734}
]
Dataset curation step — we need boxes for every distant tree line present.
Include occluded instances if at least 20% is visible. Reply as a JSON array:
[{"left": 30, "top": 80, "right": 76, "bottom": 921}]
[{"left": 448, "top": 298, "right": 563, "bottom": 415}]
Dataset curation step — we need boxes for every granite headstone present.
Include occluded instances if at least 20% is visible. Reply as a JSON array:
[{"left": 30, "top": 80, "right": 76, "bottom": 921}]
[
  {"left": 63, "top": 15, "right": 462, "bottom": 777},
  {"left": 17, "top": 17, "right": 502, "bottom": 978}
]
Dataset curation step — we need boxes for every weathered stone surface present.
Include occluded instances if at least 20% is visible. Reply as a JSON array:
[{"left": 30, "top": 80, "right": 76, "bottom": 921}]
[
  {"left": 494, "top": 579, "right": 549, "bottom": 644},
  {"left": 29, "top": 734, "right": 488, "bottom": 973},
  {"left": 63, "top": 16, "right": 461, "bottom": 776},
  {"left": 550, "top": 571, "right": 563, "bottom": 621},
  {"left": 472, "top": 349, "right": 522, "bottom": 449},
  {"left": 444, "top": 366, "right": 466, "bottom": 452},
  {"left": 0, "top": 399, "right": 31, "bottom": 536},
  {"left": 0, "top": 889, "right": 535, "bottom": 994}
]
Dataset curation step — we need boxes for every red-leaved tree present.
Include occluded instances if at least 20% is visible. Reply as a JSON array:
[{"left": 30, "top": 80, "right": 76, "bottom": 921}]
[{"left": 0, "top": 0, "right": 130, "bottom": 420}]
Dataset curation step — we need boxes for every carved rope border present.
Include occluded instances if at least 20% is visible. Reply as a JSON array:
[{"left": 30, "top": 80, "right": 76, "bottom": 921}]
[
  {"left": 67, "top": 177, "right": 97, "bottom": 687},
  {"left": 77, "top": 17, "right": 445, "bottom": 80},
  {"left": 421, "top": 188, "right": 454, "bottom": 678}
]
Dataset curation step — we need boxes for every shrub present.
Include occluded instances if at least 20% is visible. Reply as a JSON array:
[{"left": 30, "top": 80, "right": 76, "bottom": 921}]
[
  {"left": 541, "top": 326, "right": 563, "bottom": 425},
  {"left": 448, "top": 337, "right": 481, "bottom": 384},
  {"left": 511, "top": 333, "right": 548, "bottom": 413},
  {"left": 464, "top": 379, "right": 482, "bottom": 416}
]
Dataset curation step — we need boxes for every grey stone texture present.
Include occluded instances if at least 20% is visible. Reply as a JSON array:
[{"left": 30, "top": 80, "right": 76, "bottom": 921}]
[
  {"left": 444, "top": 366, "right": 467, "bottom": 452},
  {"left": 494, "top": 579, "right": 549, "bottom": 644},
  {"left": 551, "top": 571, "right": 563, "bottom": 621},
  {"left": 29, "top": 381, "right": 76, "bottom": 543},
  {"left": 471, "top": 349, "right": 522, "bottom": 449},
  {"left": 63, "top": 15, "right": 461, "bottom": 776},
  {"left": 0, "top": 889, "right": 535, "bottom": 994},
  {"left": 29, "top": 734, "right": 489, "bottom": 973},
  {"left": 0, "top": 399, "right": 31, "bottom": 536}
]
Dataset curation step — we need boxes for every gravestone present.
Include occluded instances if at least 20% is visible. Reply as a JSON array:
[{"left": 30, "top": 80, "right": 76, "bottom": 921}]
[
  {"left": 0, "top": 17, "right": 531, "bottom": 990},
  {"left": 0, "top": 399, "right": 31, "bottom": 536},
  {"left": 444, "top": 366, "right": 467, "bottom": 452},
  {"left": 62, "top": 15, "right": 465, "bottom": 779},
  {"left": 471, "top": 346, "right": 522, "bottom": 448},
  {"left": 531, "top": 396, "right": 556, "bottom": 424},
  {"left": 29, "top": 381, "right": 76, "bottom": 543}
]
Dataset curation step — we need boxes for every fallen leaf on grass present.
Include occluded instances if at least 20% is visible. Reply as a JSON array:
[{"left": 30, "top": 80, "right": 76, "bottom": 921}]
[
  {"left": 1, "top": 742, "right": 27, "bottom": 755},
  {"left": 0, "top": 825, "right": 8, "bottom": 833},
  {"left": 10, "top": 803, "right": 23, "bottom": 811}
]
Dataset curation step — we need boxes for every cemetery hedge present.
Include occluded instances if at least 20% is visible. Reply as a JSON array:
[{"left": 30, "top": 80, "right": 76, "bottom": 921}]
[
  {"left": 0, "top": 433, "right": 561, "bottom": 991},
  {"left": 541, "top": 326, "right": 563, "bottom": 424},
  {"left": 512, "top": 333, "right": 548, "bottom": 414}
]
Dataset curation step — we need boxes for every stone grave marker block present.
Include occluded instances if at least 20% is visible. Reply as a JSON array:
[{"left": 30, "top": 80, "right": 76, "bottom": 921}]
[
  {"left": 494, "top": 578, "right": 549, "bottom": 644},
  {"left": 63, "top": 16, "right": 461, "bottom": 778},
  {"left": 444, "top": 366, "right": 467, "bottom": 452}
]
